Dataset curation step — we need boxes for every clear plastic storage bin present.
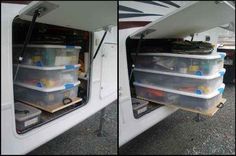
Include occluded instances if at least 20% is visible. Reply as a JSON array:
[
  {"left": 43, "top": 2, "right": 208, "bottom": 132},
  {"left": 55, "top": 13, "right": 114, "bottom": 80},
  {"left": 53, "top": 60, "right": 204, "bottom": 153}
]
[
  {"left": 15, "top": 102, "right": 41, "bottom": 131},
  {"left": 133, "top": 68, "right": 225, "bottom": 95},
  {"left": 133, "top": 82, "right": 225, "bottom": 113},
  {"left": 13, "top": 44, "right": 81, "bottom": 67},
  {"left": 14, "top": 64, "right": 80, "bottom": 88},
  {"left": 132, "top": 98, "right": 149, "bottom": 115},
  {"left": 14, "top": 81, "right": 80, "bottom": 105},
  {"left": 131, "top": 53, "right": 226, "bottom": 76}
]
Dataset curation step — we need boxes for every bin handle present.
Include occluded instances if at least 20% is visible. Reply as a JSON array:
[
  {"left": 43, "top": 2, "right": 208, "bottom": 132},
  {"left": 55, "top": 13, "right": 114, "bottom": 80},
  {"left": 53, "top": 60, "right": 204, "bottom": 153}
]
[
  {"left": 15, "top": 109, "right": 30, "bottom": 114},
  {"left": 217, "top": 102, "right": 224, "bottom": 109},
  {"left": 63, "top": 97, "right": 72, "bottom": 105}
]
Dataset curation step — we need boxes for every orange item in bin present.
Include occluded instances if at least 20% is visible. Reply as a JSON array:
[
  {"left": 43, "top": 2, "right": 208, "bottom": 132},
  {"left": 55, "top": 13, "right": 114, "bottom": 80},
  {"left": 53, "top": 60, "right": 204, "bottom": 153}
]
[
  {"left": 147, "top": 88, "right": 165, "bottom": 96},
  {"left": 178, "top": 86, "right": 196, "bottom": 92}
]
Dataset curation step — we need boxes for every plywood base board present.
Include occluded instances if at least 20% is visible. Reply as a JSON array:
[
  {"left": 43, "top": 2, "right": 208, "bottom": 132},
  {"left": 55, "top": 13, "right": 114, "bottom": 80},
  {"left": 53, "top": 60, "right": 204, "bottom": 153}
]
[{"left": 17, "top": 97, "right": 82, "bottom": 113}]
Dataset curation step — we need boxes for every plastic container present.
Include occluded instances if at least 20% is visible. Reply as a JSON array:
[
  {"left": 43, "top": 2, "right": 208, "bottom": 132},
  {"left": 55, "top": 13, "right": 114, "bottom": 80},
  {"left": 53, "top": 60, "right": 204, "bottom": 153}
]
[
  {"left": 132, "top": 98, "right": 149, "bottom": 115},
  {"left": 14, "top": 81, "right": 80, "bottom": 105},
  {"left": 131, "top": 53, "right": 226, "bottom": 76},
  {"left": 13, "top": 44, "right": 81, "bottom": 67},
  {"left": 15, "top": 102, "right": 41, "bottom": 131},
  {"left": 133, "top": 82, "right": 225, "bottom": 113},
  {"left": 133, "top": 68, "right": 225, "bottom": 95},
  {"left": 14, "top": 64, "right": 80, "bottom": 88}
]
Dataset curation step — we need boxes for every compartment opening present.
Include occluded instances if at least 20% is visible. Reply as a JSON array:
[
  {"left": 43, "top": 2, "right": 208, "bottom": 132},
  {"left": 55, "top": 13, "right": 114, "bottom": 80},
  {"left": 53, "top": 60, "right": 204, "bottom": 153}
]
[
  {"left": 126, "top": 37, "right": 169, "bottom": 118},
  {"left": 12, "top": 17, "right": 92, "bottom": 134}
]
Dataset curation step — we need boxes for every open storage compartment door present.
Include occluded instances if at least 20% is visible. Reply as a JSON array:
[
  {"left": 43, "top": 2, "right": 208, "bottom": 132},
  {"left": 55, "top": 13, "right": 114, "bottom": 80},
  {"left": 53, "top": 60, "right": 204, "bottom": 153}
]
[
  {"left": 130, "top": 1, "right": 235, "bottom": 39},
  {"left": 127, "top": 1, "right": 233, "bottom": 117},
  {"left": 18, "top": 1, "right": 117, "bottom": 32}
]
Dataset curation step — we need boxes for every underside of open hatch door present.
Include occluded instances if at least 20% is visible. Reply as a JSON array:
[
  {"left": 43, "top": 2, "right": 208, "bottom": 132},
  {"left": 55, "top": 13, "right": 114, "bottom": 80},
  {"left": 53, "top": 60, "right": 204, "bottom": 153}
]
[
  {"left": 18, "top": 1, "right": 117, "bottom": 32},
  {"left": 130, "top": 1, "right": 235, "bottom": 39}
]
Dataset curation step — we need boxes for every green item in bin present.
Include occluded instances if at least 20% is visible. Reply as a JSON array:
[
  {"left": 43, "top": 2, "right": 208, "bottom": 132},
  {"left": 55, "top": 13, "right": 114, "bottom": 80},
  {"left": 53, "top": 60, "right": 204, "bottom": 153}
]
[
  {"left": 200, "top": 60, "right": 211, "bottom": 74},
  {"left": 43, "top": 49, "right": 56, "bottom": 66}
]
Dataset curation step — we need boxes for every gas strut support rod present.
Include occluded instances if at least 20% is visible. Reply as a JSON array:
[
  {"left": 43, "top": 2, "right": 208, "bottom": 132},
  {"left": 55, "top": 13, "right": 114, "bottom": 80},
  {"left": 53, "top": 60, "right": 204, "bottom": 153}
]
[
  {"left": 85, "top": 26, "right": 111, "bottom": 78},
  {"left": 13, "top": 8, "right": 43, "bottom": 81},
  {"left": 93, "top": 26, "right": 111, "bottom": 60}
]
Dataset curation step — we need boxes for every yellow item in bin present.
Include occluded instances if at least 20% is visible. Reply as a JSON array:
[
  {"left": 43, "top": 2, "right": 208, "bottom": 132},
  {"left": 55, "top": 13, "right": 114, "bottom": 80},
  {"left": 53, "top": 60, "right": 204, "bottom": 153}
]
[
  {"left": 64, "top": 91, "right": 70, "bottom": 97},
  {"left": 198, "top": 86, "right": 210, "bottom": 94},
  {"left": 32, "top": 56, "right": 42, "bottom": 63},
  {"left": 188, "top": 65, "right": 199, "bottom": 72},
  {"left": 71, "top": 56, "right": 77, "bottom": 64},
  {"left": 41, "top": 78, "right": 57, "bottom": 88},
  {"left": 48, "top": 94, "right": 55, "bottom": 101}
]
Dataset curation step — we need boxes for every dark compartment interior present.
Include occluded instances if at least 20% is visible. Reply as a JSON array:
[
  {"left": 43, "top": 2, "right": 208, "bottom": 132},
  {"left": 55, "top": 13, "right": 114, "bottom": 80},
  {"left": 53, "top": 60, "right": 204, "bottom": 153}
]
[{"left": 126, "top": 37, "right": 171, "bottom": 118}]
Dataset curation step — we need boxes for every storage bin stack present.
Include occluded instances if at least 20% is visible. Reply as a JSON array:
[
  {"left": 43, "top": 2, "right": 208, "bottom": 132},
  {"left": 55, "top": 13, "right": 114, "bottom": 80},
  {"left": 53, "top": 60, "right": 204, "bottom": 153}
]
[
  {"left": 132, "top": 52, "right": 226, "bottom": 114},
  {"left": 13, "top": 45, "right": 81, "bottom": 106}
]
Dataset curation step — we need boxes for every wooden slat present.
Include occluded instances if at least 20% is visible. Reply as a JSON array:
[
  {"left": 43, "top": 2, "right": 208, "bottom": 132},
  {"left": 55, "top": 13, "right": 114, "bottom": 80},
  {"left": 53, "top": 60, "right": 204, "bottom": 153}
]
[
  {"left": 137, "top": 96, "right": 226, "bottom": 117},
  {"left": 17, "top": 97, "right": 82, "bottom": 113}
]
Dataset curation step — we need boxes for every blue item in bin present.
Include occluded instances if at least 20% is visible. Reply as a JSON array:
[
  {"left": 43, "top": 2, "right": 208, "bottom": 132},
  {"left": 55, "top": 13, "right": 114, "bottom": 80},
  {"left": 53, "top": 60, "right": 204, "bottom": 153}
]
[
  {"left": 195, "top": 70, "right": 203, "bottom": 76},
  {"left": 195, "top": 89, "right": 203, "bottom": 95},
  {"left": 36, "top": 82, "right": 44, "bottom": 88},
  {"left": 36, "top": 61, "right": 43, "bottom": 67}
]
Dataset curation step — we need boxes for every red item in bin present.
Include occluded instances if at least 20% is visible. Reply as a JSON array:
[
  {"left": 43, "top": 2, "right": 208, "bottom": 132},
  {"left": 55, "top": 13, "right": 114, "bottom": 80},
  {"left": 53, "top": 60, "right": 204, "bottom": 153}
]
[{"left": 147, "top": 88, "right": 165, "bottom": 97}]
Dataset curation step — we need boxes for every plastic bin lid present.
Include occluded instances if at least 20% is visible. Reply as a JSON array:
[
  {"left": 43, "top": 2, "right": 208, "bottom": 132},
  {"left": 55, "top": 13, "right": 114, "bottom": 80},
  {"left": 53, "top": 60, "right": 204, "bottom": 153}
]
[
  {"left": 131, "top": 52, "right": 221, "bottom": 59},
  {"left": 14, "top": 64, "right": 81, "bottom": 71},
  {"left": 13, "top": 44, "right": 81, "bottom": 49},
  {"left": 132, "top": 98, "right": 149, "bottom": 110},
  {"left": 14, "top": 81, "right": 81, "bottom": 93},
  {"left": 15, "top": 102, "right": 41, "bottom": 122}
]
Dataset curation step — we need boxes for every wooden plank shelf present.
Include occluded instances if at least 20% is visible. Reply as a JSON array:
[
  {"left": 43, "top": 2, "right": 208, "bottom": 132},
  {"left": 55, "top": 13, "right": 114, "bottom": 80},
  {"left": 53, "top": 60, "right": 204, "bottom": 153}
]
[{"left": 17, "top": 97, "right": 82, "bottom": 113}]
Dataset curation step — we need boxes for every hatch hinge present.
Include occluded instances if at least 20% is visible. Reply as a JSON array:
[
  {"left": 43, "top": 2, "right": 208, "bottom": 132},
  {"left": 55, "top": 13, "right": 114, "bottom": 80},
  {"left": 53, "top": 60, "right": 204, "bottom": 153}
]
[
  {"left": 20, "top": 1, "right": 59, "bottom": 19},
  {"left": 135, "top": 29, "right": 155, "bottom": 38}
]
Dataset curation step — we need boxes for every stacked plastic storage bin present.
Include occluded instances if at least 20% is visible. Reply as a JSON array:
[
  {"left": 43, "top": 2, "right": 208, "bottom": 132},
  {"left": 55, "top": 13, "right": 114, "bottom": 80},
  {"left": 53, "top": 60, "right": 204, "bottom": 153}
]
[
  {"left": 132, "top": 52, "right": 226, "bottom": 114},
  {"left": 13, "top": 45, "right": 81, "bottom": 106}
]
